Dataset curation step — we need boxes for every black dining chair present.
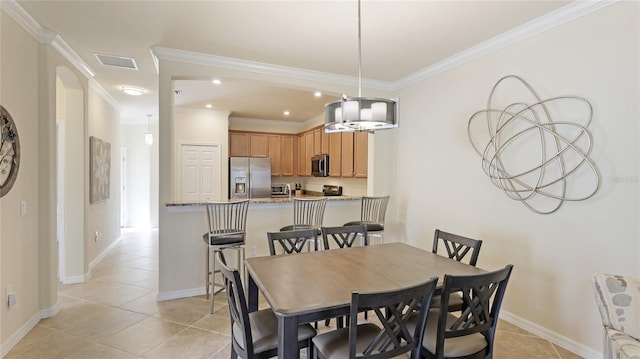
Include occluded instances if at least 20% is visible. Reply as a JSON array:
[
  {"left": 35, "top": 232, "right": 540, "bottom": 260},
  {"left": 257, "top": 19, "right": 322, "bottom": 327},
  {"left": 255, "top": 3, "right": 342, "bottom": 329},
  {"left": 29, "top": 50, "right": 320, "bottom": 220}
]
[
  {"left": 216, "top": 251, "right": 317, "bottom": 359},
  {"left": 267, "top": 228, "right": 320, "bottom": 256},
  {"left": 321, "top": 224, "right": 368, "bottom": 250},
  {"left": 313, "top": 276, "right": 439, "bottom": 359},
  {"left": 431, "top": 229, "right": 483, "bottom": 312},
  {"left": 410, "top": 264, "right": 514, "bottom": 359}
]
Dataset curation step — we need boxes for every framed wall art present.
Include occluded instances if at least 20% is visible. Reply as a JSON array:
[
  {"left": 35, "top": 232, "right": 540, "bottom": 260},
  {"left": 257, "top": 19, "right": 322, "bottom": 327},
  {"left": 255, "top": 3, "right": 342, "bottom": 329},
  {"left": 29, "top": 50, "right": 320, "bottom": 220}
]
[
  {"left": 0, "top": 105, "right": 20, "bottom": 198},
  {"left": 89, "top": 136, "right": 111, "bottom": 203}
]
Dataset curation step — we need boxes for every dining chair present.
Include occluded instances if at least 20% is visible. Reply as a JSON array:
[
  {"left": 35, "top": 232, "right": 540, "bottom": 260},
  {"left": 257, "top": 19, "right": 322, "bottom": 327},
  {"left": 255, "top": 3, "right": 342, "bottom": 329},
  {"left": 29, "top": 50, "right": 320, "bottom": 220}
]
[
  {"left": 280, "top": 197, "right": 327, "bottom": 233},
  {"left": 432, "top": 229, "right": 483, "bottom": 266},
  {"left": 203, "top": 199, "right": 249, "bottom": 314},
  {"left": 267, "top": 228, "right": 320, "bottom": 256},
  {"left": 410, "top": 264, "right": 514, "bottom": 359},
  {"left": 431, "top": 229, "right": 483, "bottom": 312},
  {"left": 312, "top": 276, "right": 439, "bottom": 359},
  {"left": 216, "top": 251, "right": 316, "bottom": 359},
  {"left": 344, "top": 195, "right": 389, "bottom": 245},
  {"left": 321, "top": 224, "right": 368, "bottom": 250}
]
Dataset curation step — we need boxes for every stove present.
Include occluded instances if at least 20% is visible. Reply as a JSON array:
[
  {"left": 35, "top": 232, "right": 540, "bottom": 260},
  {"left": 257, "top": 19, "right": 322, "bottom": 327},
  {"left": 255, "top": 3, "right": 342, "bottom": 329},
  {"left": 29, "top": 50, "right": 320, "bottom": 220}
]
[{"left": 322, "top": 185, "right": 343, "bottom": 196}]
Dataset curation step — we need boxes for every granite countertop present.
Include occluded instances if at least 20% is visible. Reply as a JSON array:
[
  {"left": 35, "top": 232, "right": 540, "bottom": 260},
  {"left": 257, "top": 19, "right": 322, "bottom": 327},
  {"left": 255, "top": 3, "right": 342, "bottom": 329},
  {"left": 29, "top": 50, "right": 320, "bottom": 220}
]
[{"left": 165, "top": 194, "right": 361, "bottom": 207}]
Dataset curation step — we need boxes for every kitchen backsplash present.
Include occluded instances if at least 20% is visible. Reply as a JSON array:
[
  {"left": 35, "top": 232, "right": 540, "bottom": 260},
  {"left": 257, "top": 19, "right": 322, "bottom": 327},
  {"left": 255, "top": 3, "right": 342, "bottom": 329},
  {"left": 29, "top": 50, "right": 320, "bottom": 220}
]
[{"left": 272, "top": 176, "right": 366, "bottom": 196}]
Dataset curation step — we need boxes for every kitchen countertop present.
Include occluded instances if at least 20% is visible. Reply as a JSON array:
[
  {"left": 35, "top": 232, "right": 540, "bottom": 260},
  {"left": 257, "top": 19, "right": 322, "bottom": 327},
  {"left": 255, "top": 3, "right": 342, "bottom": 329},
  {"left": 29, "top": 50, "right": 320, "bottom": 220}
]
[{"left": 165, "top": 194, "right": 360, "bottom": 207}]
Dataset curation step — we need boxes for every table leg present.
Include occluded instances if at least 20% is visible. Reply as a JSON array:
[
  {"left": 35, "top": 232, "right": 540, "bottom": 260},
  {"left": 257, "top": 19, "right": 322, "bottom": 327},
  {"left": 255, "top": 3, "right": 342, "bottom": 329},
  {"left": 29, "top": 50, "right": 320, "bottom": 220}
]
[
  {"left": 248, "top": 274, "right": 258, "bottom": 312},
  {"left": 278, "top": 315, "right": 299, "bottom": 358}
]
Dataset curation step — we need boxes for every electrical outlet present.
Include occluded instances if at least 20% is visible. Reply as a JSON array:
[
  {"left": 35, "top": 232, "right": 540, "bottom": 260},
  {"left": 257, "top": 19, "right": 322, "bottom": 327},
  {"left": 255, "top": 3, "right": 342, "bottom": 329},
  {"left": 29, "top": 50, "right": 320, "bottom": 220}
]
[{"left": 6, "top": 284, "right": 16, "bottom": 307}]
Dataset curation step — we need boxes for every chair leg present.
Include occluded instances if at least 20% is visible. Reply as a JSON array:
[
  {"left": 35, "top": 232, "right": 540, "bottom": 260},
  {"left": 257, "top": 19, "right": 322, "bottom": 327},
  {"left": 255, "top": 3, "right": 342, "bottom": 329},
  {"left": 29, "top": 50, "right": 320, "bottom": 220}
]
[
  {"left": 205, "top": 245, "right": 210, "bottom": 298},
  {"left": 210, "top": 249, "right": 218, "bottom": 314}
]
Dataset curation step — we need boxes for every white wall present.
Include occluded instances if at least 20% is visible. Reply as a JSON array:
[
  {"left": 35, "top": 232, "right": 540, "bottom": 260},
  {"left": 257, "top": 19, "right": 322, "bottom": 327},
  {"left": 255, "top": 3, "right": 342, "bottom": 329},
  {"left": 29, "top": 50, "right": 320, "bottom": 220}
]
[
  {"left": 121, "top": 122, "right": 158, "bottom": 228},
  {"left": 389, "top": 2, "right": 638, "bottom": 356}
]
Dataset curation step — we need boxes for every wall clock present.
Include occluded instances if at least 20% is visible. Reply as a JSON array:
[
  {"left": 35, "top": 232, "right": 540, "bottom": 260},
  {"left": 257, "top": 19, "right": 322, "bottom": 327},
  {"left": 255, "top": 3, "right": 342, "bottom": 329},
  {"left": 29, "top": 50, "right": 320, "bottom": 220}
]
[{"left": 0, "top": 105, "right": 20, "bottom": 198}]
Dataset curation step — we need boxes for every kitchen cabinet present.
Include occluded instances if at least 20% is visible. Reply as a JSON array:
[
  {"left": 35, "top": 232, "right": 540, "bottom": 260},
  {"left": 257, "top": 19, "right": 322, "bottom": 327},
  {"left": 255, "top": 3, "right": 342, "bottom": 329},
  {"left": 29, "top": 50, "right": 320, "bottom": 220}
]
[
  {"left": 250, "top": 133, "right": 269, "bottom": 157},
  {"left": 321, "top": 130, "right": 329, "bottom": 155},
  {"left": 339, "top": 132, "right": 368, "bottom": 178},
  {"left": 304, "top": 131, "right": 314, "bottom": 176},
  {"left": 353, "top": 132, "right": 368, "bottom": 178},
  {"left": 281, "top": 135, "right": 296, "bottom": 176},
  {"left": 269, "top": 135, "right": 282, "bottom": 175},
  {"left": 229, "top": 131, "right": 250, "bottom": 157},
  {"left": 341, "top": 132, "right": 354, "bottom": 177},
  {"left": 313, "top": 128, "right": 322, "bottom": 156},
  {"left": 328, "top": 132, "right": 342, "bottom": 177},
  {"left": 297, "top": 133, "right": 306, "bottom": 176}
]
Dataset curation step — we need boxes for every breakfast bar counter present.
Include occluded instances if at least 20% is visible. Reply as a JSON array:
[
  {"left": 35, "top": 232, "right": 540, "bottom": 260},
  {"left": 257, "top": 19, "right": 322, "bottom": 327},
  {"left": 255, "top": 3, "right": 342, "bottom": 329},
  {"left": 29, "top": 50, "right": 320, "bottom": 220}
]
[{"left": 158, "top": 195, "right": 361, "bottom": 300}]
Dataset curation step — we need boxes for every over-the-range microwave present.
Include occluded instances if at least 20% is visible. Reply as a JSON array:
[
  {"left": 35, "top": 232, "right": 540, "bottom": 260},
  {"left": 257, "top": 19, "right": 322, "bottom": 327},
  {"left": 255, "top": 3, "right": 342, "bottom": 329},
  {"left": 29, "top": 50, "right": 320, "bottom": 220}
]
[{"left": 311, "top": 154, "right": 329, "bottom": 177}]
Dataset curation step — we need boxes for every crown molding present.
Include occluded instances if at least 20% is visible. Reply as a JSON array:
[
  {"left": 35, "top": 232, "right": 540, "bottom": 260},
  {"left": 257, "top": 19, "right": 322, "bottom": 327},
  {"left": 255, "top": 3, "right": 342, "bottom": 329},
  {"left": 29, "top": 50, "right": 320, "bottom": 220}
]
[
  {"left": 393, "top": 0, "right": 618, "bottom": 89},
  {"left": 89, "top": 79, "right": 121, "bottom": 113},
  {"left": 152, "top": 46, "right": 394, "bottom": 92}
]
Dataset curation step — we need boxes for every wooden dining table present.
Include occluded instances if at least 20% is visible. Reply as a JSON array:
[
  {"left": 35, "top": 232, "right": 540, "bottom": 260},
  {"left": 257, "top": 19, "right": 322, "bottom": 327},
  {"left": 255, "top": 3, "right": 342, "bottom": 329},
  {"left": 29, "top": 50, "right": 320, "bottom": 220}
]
[{"left": 245, "top": 242, "right": 486, "bottom": 358}]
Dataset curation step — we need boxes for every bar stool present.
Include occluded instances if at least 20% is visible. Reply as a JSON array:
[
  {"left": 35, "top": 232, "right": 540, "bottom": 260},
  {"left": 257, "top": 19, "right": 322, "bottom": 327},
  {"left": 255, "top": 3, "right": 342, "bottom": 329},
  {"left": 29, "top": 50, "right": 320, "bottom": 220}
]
[
  {"left": 344, "top": 195, "right": 389, "bottom": 245},
  {"left": 280, "top": 197, "right": 327, "bottom": 234},
  {"left": 203, "top": 199, "right": 249, "bottom": 314}
]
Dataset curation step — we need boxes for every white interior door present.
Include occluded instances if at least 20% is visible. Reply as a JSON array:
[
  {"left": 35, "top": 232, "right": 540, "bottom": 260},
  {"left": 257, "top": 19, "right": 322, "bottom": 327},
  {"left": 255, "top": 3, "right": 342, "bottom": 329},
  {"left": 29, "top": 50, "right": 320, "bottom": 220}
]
[{"left": 181, "top": 144, "right": 221, "bottom": 201}]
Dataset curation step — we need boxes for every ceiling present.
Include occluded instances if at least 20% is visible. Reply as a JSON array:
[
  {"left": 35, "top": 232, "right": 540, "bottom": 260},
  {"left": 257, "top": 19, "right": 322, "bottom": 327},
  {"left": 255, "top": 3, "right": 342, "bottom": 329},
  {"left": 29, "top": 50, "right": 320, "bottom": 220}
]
[{"left": 14, "top": 0, "right": 571, "bottom": 124}]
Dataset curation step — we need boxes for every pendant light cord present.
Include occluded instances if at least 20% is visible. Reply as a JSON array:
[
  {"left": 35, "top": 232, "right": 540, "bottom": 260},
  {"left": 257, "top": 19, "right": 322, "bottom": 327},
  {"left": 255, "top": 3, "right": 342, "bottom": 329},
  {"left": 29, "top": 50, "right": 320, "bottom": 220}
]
[{"left": 357, "top": 0, "right": 362, "bottom": 98}]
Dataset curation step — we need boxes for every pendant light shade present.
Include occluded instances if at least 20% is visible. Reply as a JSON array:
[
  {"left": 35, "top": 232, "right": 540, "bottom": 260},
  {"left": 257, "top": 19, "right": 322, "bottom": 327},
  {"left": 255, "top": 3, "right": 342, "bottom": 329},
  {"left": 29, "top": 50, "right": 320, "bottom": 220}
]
[
  {"left": 324, "top": 96, "right": 398, "bottom": 133},
  {"left": 324, "top": 0, "right": 399, "bottom": 133}
]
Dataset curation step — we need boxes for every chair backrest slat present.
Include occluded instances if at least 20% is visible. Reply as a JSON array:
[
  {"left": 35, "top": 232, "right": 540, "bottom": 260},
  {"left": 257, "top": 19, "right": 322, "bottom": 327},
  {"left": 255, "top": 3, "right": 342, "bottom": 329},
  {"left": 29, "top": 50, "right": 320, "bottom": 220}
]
[
  {"left": 348, "top": 277, "right": 439, "bottom": 359},
  {"left": 205, "top": 200, "right": 249, "bottom": 235},
  {"left": 216, "top": 251, "right": 254, "bottom": 358},
  {"left": 267, "top": 229, "right": 320, "bottom": 255},
  {"left": 360, "top": 196, "right": 389, "bottom": 224},
  {"left": 293, "top": 198, "right": 327, "bottom": 229},
  {"left": 321, "top": 224, "right": 368, "bottom": 249},
  {"left": 434, "top": 265, "right": 514, "bottom": 358},
  {"left": 432, "top": 229, "right": 483, "bottom": 266}
]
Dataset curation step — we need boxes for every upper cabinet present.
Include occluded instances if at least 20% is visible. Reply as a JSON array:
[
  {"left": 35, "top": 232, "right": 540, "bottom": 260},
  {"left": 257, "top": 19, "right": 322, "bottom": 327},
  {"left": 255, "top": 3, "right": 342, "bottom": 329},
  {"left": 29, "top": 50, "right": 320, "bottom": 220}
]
[
  {"left": 229, "top": 128, "right": 366, "bottom": 178},
  {"left": 229, "top": 132, "right": 250, "bottom": 157}
]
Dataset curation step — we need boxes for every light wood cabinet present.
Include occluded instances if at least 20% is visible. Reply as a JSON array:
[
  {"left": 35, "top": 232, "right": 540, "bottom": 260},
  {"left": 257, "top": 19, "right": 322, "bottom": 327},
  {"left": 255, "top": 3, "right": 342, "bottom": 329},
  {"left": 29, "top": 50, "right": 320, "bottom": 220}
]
[
  {"left": 250, "top": 133, "right": 269, "bottom": 157},
  {"left": 321, "top": 129, "right": 330, "bottom": 155},
  {"left": 354, "top": 132, "right": 368, "bottom": 178},
  {"left": 268, "top": 135, "right": 282, "bottom": 175},
  {"left": 341, "top": 132, "right": 354, "bottom": 177},
  {"left": 297, "top": 133, "right": 306, "bottom": 176},
  {"left": 328, "top": 132, "right": 342, "bottom": 177},
  {"left": 281, "top": 135, "right": 296, "bottom": 176},
  {"left": 229, "top": 131, "right": 250, "bottom": 157},
  {"left": 229, "top": 128, "right": 366, "bottom": 178},
  {"left": 313, "top": 128, "right": 322, "bottom": 156},
  {"left": 304, "top": 131, "right": 314, "bottom": 176}
]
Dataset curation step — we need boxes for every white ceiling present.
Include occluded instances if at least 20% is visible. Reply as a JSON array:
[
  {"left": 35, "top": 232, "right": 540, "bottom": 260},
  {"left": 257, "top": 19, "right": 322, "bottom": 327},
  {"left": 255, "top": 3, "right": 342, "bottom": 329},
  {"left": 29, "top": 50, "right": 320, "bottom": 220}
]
[{"left": 14, "top": 0, "right": 571, "bottom": 124}]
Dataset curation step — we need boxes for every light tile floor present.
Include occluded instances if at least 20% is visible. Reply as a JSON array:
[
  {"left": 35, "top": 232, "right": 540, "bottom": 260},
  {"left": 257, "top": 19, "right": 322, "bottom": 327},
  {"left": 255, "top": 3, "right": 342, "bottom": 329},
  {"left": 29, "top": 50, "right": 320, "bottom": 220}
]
[{"left": 6, "top": 228, "right": 583, "bottom": 358}]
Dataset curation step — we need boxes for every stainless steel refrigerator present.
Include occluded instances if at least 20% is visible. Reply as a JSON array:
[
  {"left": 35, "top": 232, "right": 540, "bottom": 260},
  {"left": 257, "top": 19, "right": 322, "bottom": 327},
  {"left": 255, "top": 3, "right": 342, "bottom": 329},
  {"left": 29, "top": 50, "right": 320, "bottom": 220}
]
[{"left": 229, "top": 157, "right": 271, "bottom": 199}]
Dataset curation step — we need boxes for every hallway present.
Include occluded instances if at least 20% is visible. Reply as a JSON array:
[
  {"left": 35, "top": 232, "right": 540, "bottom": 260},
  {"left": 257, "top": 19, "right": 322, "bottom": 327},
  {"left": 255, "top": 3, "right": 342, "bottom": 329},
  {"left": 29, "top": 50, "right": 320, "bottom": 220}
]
[{"left": 6, "top": 228, "right": 582, "bottom": 358}]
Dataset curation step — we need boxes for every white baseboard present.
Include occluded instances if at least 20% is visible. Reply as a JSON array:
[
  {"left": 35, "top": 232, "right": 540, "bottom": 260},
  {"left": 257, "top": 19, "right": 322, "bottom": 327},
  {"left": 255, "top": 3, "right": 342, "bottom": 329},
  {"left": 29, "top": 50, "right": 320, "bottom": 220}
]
[
  {"left": 500, "top": 310, "right": 601, "bottom": 359},
  {"left": 157, "top": 287, "right": 206, "bottom": 301},
  {"left": 0, "top": 299, "right": 60, "bottom": 358},
  {"left": 60, "top": 235, "right": 122, "bottom": 284}
]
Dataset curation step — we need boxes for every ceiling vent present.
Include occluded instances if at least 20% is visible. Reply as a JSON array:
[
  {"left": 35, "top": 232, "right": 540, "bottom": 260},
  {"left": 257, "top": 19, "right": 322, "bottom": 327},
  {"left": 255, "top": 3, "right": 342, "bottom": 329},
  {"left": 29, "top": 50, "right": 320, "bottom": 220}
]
[{"left": 94, "top": 53, "right": 138, "bottom": 70}]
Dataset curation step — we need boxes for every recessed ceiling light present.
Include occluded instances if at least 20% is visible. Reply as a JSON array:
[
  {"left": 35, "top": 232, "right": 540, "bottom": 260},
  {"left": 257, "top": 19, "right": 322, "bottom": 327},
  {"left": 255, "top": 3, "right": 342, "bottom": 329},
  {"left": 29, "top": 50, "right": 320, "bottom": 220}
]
[
  {"left": 205, "top": 104, "right": 213, "bottom": 108},
  {"left": 212, "top": 79, "right": 222, "bottom": 85},
  {"left": 284, "top": 111, "right": 290, "bottom": 116},
  {"left": 121, "top": 86, "right": 144, "bottom": 96},
  {"left": 314, "top": 91, "right": 322, "bottom": 97}
]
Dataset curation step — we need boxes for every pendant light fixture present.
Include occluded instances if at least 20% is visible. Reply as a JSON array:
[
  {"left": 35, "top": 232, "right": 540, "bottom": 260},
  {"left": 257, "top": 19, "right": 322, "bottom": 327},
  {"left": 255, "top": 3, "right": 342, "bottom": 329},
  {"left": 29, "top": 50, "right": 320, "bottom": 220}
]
[
  {"left": 144, "top": 114, "right": 153, "bottom": 146},
  {"left": 324, "top": 0, "right": 399, "bottom": 133}
]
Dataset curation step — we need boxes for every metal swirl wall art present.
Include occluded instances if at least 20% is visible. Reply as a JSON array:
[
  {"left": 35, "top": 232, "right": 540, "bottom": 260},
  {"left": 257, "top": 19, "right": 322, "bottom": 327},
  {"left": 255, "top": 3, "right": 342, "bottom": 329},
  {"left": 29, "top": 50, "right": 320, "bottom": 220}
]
[{"left": 467, "top": 75, "right": 601, "bottom": 214}]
